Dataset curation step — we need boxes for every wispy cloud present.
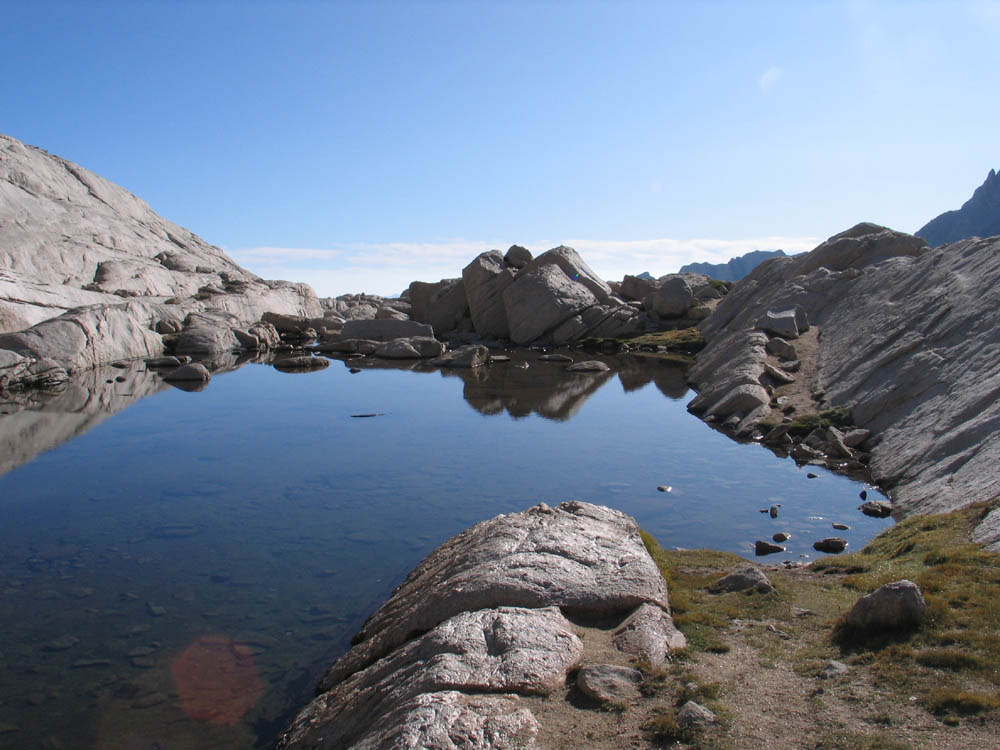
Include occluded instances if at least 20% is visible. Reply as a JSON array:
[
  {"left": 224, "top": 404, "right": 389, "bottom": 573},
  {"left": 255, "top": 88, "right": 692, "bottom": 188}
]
[
  {"left": 229, "top": 235, "right": 819, "bottom": 298},
  {"left": 758, "top": 65, "right": 783, "bottom": 94}
]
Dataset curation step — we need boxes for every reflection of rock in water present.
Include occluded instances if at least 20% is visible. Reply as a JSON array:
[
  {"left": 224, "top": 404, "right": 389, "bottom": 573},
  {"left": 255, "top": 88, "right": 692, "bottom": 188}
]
[
  {"left": 0, "top": 352, "right": 261, "bottom": 477},
  {"left": 616, "top": 354, "right": 689, "bottom": 400},
  {"left": 449, "top": 352, "right": 689, "bottom": 421}
]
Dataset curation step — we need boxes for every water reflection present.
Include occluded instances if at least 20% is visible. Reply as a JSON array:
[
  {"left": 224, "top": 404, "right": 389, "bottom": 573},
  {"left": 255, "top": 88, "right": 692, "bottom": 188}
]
[
  {"left": 0, "top": 352, "right": 265, "bottom": 478},
  {"left": 341, "top": 350, "right": 689, "bottom": 421},
  {"left": 0, "top": 352, "right": 892, "bottom": 750}
]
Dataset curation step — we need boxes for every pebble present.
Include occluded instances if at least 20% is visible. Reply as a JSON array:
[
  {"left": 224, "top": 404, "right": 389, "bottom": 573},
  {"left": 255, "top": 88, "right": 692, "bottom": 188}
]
[
  {"left": 656, "top": 485, "right": 672, "bottom": 493},
  {"left": 773, "top": 532, "right": 791, "bottom": 542},
  {"left": 769, "top": 505, "right": 779, "bottom": 518},
  {"left": 807, "top": 472, "right": 818, "bottom": 479},
  {"left": 832, "top": 523, "right": 850, "bottom": 530},
  {"left": 349, "top": 368, "right": 361, "bottom": 374},
  {"left": 860, "top": 490, "right": 868, "bottom": 500}
]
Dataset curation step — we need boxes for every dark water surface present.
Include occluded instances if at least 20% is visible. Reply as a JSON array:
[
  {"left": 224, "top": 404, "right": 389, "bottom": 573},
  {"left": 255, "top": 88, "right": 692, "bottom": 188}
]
[{"left": 0, "top": 353, "right": 891, "bottom": 749}]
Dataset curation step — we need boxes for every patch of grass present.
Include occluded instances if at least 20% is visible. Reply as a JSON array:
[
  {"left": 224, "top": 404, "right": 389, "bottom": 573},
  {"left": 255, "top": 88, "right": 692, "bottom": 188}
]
[
  {"left": 783, "top": 406, "right": 853, "bottom": 436},
  {"left": 642, "top": 709, "right": 695, "bottom": 744},
  {"left": 915, "top": 649, "right": 986, "bottom": 672},
  {"left": 924, "top": 689, "right": 1000, "bottom": 715},
  {"left": 624, "top": 327, "right": 707, "bottom": 353},
  {"left": 815, "top": 501, "right": 1000, "bottom": 720},
  {"left": 812, "top": 731, "right": 913, "bottom": 750},
  {"left": 707, "top": 278, "right": 732, "bottom": 292}
]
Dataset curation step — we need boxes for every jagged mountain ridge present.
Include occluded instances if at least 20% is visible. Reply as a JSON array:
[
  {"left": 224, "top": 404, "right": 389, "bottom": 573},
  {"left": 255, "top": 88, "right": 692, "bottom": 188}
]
[
  {"left": 679, "top": 249, "right": 786, "bottom": 281},
  {"left": 916, "top": 168, "right": 1000, "bottom": 247}
]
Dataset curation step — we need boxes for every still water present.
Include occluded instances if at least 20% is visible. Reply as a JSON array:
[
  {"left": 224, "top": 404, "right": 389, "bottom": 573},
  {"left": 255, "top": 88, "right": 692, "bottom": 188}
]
[{"left": 0, "top": 353, "right": 891, "bottom": 749}]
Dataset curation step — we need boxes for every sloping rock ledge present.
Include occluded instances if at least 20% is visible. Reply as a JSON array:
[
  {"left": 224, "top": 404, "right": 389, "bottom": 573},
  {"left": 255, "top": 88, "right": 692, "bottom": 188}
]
[{"left": 276, "top": 501, "right": 685, "bottom": 749}]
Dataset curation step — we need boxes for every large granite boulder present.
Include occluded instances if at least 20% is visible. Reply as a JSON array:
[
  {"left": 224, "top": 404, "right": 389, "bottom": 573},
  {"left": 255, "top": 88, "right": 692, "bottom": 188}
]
[
  {"left": 277, "top": 607, "right": 580, "bottom": 748},
  {"left": 644, "top": 275, "right": 693, "bottom": 318},
  {"left": 318, "top": 501, "right": 671, "bottom": 692},
  {"left": 278, "top": 501, "right": 681, "bottom": 749},
  {"left": 503, "top": 264, "right": 598, "bottom": 345},
  {"left": 462, "top": 250, "right": 516, "bottom": 338},
  {"left": 0, "top": 301, "right": 166, "bottom": 374},
  {"left": 408, "top": 278, "right": 471, "bottom": 335}
]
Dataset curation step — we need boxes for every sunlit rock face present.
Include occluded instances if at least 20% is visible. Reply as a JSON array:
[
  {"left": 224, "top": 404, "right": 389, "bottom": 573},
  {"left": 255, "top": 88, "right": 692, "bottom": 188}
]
[
  {"left": 0, "top": 132, "right": 321, "bottom": 381},
  {"left": 691, "top": 222, "right": 1000, "bottom": 550}
]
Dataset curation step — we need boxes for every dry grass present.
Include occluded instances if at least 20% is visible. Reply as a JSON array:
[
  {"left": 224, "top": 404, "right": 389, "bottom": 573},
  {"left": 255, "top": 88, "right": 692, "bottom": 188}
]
[{"left": 640, "top": 500, "right": 1000, "bottom": 737}]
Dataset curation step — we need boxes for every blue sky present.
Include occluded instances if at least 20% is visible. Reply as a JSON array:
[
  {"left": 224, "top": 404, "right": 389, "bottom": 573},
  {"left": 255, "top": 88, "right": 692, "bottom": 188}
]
[{"left": 4, "top": 1, "right": 998, "bottom": 296}]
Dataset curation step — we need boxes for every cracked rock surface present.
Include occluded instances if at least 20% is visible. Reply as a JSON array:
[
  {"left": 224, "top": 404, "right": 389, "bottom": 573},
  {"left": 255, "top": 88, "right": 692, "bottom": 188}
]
[
  {"left": 689, "top": 222, "right": 1000, "bottom": 549},
  {"left": 279, "top": 501, "right": 682, "bottom": 749}
]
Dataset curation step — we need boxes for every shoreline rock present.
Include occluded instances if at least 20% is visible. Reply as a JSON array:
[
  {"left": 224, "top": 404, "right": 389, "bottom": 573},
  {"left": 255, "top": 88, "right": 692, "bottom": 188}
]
[{"left": 277, "top": 501, "right": 685, "bottom": 748}]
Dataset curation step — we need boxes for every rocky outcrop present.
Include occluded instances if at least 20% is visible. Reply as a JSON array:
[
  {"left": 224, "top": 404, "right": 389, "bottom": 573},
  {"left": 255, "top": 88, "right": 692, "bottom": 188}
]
[
  {"left": 0, "top": 132, "right": 321, "bottom": 386},
  {"left": 278, "top": 501, "right": 682, "bottom": 748},
  {"left": 917, "top": 168, "right": 1000, "bottom": 247},
  {"left": 404, "top": 245, "right": 652, "bottom": 347},
  {"left": 689, "top": 222, "right": 1000, "bottom": 549},
  {"left": 679, "top": 249, "right": 788, "bottom": 281}
]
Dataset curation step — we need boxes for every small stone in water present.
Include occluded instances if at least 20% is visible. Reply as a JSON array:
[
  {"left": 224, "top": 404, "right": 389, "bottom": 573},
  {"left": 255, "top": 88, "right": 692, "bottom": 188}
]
[
  {"left": 755, "top": 540, "right": 785, "bottom": 555},
  {"left": 42, "top": 635, "right": 79, "bottom": 652},
  {"left": 860, "top": 490, "right": 868, "bottom": 500},
  {"left": 807, "top": 472, "right": 818, "bottom": 479},
  {"left": 832, "top": 523, "right": 850, "bottom": 530},
  {"left": 769, "top": 505, "right": 779, "bottom": 518},
  {"left": 773, "top": 532, "right": 791, "bottom": 543},
  {"left": 656, "top": 485, "right": 672, "bottom": 493}
]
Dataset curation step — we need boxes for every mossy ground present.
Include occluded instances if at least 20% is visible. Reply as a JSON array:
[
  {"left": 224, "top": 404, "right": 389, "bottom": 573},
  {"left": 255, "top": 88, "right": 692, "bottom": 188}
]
[{"left": 638, "top": 500, "right": 1000, "bottom": 745}]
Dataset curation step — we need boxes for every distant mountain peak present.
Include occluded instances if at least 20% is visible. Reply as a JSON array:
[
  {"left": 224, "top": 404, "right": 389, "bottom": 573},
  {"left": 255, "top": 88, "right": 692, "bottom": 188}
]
[
  {"left": 917, "top": 167, "right": 1000, "bottom": 247},
  {"left": 678, "top": 249, "right": 787, "bottom": 281}
]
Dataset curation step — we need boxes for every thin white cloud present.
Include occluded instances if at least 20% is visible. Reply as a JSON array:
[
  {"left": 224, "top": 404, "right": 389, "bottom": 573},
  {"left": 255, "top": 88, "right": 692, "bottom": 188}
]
[
  {"left": 758, "top": 65, "right": 783, "bottom": 94},
  {"left": 230, "top": 235, "right": 819, "bottom": 298}
]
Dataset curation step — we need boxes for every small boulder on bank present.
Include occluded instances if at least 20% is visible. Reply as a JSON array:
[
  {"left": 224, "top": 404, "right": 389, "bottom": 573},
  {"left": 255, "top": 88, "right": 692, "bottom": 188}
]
[
  {"left": 676, "top": 700, "right": 717, "bottom": 729},
  {"left": 612, "top": 602, "right": 687, "bottom": 665},
  {"left": 842, "top": 579, "right": 926, "bottom": 632},
  {"left": 711, "top": 567, "right": 774, "bottom": 594},
  {"left": 576, "top": 664, "right": 642, "bottom": 705}
]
